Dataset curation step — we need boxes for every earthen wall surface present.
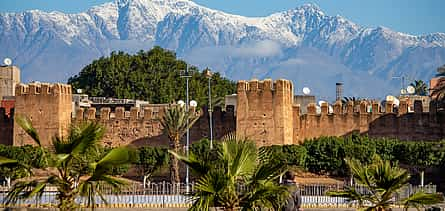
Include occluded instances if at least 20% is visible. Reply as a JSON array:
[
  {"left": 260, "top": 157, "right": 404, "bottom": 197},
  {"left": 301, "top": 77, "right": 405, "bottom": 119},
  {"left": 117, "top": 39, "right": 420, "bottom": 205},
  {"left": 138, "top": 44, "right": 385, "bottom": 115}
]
[
  {"left": 0, "top": 107, "right": 13, "bottom": 145},
  {"left": 236, "top": 79, "right": 293, "bottom": 146},
  {"left": 13, "top": 83, "right": 72, "bottom": 146},
  {"left": 237, "top": 79, "right": 445, "bottom": 146},
  {"left": 73, "top": 105, "right": 236, "bottom": 147}
]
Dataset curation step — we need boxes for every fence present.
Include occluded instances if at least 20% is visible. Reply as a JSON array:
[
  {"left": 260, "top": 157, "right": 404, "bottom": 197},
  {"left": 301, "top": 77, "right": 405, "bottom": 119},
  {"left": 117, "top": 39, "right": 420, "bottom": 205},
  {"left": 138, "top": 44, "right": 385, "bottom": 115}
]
[{"left": 0, "top": 182, "right": 437, "bottom": 209}]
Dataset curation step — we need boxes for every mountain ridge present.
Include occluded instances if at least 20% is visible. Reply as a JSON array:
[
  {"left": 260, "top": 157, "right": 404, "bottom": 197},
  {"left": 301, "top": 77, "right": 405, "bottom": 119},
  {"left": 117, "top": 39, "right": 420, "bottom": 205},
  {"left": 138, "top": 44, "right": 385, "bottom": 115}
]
[{"left": 1, "top": 0, "right": 444, "bottom": 99}]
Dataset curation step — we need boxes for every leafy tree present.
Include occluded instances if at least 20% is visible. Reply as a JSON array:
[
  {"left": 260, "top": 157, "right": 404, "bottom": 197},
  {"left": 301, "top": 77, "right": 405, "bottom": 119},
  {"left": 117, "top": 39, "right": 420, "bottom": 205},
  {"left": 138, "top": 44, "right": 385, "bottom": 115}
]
[
  {"left": 431, "top": 77, "right": 445, "bottom": 106},
  {"left": 68, "top": 47, "right": 236, "bottom": 106},
  {"left": 161, "top": 106, "right": 199, "bottom": 183},
  {"left": 170, "top": 137, "right": 289, "bottom": 211},
  {"left": 136, "top": 146, "right": 169, "bottom": 185},
  {"left": 0, "top": 145, "right": 46, "bottom": 181},
  {"left": 328, "top": 155, "right": 443, "bottom": 210},
  {"left": 1, "top": 117, "right": 136, "bottom": 210},
  {"left": 436, "top": 65, "right": 445, "bottom": 77},
  {"left": 303, "top": 137, "right": 347, "bottom": 175},
  {"left": 394, "top": 141, "right": 445, "bottom": 186},
  {"left": 410, "top": 80, "right": 428, "bottom": 96}
]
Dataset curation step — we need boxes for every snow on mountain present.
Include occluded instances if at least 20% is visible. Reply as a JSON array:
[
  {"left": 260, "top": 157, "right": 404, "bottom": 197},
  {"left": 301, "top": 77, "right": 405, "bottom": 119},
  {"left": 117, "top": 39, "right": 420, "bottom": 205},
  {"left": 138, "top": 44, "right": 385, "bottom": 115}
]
[{"left": 0, "top": 0, "right": 444, "bottom": 99}]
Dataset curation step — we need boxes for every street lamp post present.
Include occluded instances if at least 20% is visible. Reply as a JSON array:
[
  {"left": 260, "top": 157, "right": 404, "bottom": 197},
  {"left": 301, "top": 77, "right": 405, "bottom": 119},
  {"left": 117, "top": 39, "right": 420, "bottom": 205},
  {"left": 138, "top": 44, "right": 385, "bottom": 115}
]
[
  {"left": 205, "top": 69, "right": 214, "bottom": 149},
  {"left": 180, "top": 65, "right": 192, "bottom": 192}
]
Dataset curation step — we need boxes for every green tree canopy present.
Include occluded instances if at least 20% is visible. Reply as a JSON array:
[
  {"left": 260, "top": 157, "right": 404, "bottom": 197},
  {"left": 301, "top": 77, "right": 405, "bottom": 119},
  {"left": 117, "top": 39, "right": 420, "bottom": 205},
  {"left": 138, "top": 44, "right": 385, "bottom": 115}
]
[{"left": 68, "top": 46, "right": 236, "bottom": 106}]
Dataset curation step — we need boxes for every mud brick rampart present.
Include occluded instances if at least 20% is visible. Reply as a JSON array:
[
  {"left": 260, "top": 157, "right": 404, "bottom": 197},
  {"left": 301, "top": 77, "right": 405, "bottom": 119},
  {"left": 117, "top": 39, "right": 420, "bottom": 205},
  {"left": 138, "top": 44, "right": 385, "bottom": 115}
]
[
  {"left": 73, "top": 105, "right": 235, "bottom": 147},
  {"left": 237, "top": 79, "right": 445, "bottom": 146},
  {"left": 13, "top": 82, "right": 72, "bottom": 146}
]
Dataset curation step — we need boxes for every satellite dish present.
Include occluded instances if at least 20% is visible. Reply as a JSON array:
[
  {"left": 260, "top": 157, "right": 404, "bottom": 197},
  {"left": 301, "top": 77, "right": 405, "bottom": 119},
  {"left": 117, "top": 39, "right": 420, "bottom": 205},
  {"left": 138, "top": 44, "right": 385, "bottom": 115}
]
[
  {"left": 406, "top": 86, "right": 415, "bottom": 94},
  {"left": 190, "top": 100, "right": 198, "bottom": 107},
  {"left": 302, "top": 87, "right": 311, "bottom": 95},
  {"left": 177, "top": 100, "right": 185, "bottom": 107},
  {"left": 400, "top": 89, "right": 407, "bottom": 95},
  {"left": 318, "top": 100, "right": 326, "bottom": 107},
  {"left": 3, "top": 58, "right": 12, "bottom": 66},
  {"left": 315, "top": 106, "right": 321, "bottom": 114},
  {"left": 393, "top": 98, "right": 400, "bottom": 107},
  {"left": 386, "top": 95, "right": 395, "bottom": 102}
]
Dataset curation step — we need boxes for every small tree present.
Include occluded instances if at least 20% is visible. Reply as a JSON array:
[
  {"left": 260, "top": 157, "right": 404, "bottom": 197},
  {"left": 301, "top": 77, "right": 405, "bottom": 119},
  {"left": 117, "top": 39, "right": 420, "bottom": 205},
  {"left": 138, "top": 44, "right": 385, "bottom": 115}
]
[
  {"left": 1, "top": 117, "right": 136, "bottom": 210},
  {"left": 136, "top": 147, "right": 169, "bottom": 187},
  {"left": 410, "top": 80, "right": 428, "bottom": 96},
  {"left": 328, "top": 155, "right": 443, "bottom": 210},
  {"left": 171, "top": 137, "right": 290, "bottom": 211},
  {"left": 160, "top": 106, "right": 199, "bottom": 184}
]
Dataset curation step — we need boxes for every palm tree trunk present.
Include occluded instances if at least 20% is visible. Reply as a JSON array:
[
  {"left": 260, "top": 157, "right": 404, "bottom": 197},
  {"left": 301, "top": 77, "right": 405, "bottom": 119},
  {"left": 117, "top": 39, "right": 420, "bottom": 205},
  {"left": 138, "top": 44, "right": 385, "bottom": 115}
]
[
  {"left": 58, "top": 189, "right": 77, "bottom": 210},
  {"left": 170, "top": 136, "right": 181, "bottom": 184}
]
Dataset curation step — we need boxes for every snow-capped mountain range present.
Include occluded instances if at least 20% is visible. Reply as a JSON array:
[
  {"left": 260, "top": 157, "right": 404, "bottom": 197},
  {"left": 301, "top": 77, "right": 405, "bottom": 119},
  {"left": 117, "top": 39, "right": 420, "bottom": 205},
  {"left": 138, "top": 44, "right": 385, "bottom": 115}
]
[{"left": 1, "top": 0, "right": 444, "bottom": 99}]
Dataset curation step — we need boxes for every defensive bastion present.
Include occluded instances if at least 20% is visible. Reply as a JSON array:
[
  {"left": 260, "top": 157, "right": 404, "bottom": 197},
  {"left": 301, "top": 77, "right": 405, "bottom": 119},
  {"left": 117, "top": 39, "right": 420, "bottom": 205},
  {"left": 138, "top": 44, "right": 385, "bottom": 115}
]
[
  {"left": 236, "top": 79, "right": 445, "bottom": 145},
  {"left": 1, "top": 80, "right": 444, "bottom": 147}
]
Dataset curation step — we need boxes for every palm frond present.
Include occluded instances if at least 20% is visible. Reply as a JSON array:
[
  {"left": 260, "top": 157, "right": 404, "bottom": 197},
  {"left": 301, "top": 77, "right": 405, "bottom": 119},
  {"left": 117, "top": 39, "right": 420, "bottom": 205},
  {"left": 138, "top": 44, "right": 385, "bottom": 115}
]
[
  {"left": 4, "top": 180, "right": 47, "bottom": 205},
  {"left": 221, "top": 139, "right": 257, "bottom": 178},
  {"left": 15, "top": 116, "right": 42, "bottom": 146},
  {"left": 327, "top": 188, "right": 367, "bottom": 207},
  {"left": 90, "top": 147, "right": 136, "bottom": 180},
  {"left": 402, "top": 191, "right": 444, "bottom": 210},
  {"left": 0, "top": 156, "right": 19, "bottom": 166},
  {"left": 70, "top": 122, "right": 105, "bottom": 155},
  {"left": 169, "top": 150, "right": 211, "bottom": 176}
]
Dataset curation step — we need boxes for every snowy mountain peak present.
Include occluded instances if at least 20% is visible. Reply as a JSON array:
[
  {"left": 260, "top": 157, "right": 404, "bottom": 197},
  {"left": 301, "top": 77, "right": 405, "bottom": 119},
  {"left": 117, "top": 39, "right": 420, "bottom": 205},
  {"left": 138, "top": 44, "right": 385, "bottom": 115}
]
[{"left": 0, "top": 0, "right": 444, "bottom": 98}]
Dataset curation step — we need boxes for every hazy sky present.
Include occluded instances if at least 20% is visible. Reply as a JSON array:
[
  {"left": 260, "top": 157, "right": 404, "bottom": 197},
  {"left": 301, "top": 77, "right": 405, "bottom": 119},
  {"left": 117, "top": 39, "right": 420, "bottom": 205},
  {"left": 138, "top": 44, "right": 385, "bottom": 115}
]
[{"left": 0, "top": 0, "right": 443, "bottom": 35}]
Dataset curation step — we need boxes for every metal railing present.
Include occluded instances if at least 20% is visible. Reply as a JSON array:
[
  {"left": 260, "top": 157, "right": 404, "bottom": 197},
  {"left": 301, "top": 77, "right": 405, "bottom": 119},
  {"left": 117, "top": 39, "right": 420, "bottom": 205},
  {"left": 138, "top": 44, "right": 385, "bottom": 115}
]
[{"left": 0, "top": 182, "right": 437, "bottom": 208}]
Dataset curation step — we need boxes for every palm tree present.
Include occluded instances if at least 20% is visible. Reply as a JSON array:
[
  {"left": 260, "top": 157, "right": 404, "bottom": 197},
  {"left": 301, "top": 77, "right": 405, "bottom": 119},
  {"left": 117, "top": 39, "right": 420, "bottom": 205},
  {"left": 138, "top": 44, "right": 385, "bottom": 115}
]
[
  {"left": 1, "top": 117, "right": 136, "bottom": 210},
  {"left": 170, "top": 137, "right": 290, "bottom": 211},
  {"left": 328, "top": 155, "right": 443, "bottom": 211},
  {"left": 161, "top": 106, "right": 199, "bottom": 184},
  {"left": 410, "top": 80, "right": 428, "bottom": 96},
  {"left": 431, "top": 77, "right": 445, "bottom": 102}
]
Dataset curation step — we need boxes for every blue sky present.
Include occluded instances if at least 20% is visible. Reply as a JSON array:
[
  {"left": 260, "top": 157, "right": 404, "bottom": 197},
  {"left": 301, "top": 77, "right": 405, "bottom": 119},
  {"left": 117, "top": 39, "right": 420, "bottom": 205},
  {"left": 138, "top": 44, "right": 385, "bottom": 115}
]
[{"left": 0, "top": 0, "right": 443, "bottom": 35}]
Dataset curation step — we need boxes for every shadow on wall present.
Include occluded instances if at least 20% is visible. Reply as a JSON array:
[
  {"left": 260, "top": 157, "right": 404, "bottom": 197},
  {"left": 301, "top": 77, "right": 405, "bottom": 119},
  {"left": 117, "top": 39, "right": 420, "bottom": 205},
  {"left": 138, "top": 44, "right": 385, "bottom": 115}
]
[{"left": 128, "top": 105, "right": 236, "bottom": 147}]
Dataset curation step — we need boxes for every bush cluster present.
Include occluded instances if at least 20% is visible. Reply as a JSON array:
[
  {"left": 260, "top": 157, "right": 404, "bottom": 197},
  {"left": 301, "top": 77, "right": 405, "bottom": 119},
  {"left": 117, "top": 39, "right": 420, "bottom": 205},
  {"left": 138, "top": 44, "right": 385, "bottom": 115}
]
[{"left": 2, "top": 136, "right": 445, "bottom": 179}]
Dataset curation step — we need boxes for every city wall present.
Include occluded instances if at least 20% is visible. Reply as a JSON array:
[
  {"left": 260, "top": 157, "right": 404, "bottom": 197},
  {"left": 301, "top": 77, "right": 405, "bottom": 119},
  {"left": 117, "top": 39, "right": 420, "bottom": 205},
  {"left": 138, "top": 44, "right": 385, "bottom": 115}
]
[
  {"left": 13, "top": 83, "right": 72, "bottom": 146},
  {"left": 0, "top": 107, "right": 13, "bottom": 145},
  {"left": 236, "top": 79, "right": 294, "bottom": 146},
  {"left": 2, "top": 80, "right": 444, "bottom": 148},
  {"left": 73, "top": 105, "right": 236, "bottom": 147},
  {"left": 237, "top": 79, "right": 445, "bottom": 146}
]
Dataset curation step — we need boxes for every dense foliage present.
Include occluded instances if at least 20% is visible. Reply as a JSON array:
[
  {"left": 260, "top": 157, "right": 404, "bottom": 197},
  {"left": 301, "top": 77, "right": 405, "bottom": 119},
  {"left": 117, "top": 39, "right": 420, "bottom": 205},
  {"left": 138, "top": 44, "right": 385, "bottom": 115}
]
[
  {"left": 68, "top": 46, "right": 236, "bottom": 106},
  {"left": 328, "top": 155, "right": 443, "bottom": 210},
  {"left": 269, "top": 136, "right": 445, "bottom": 177},
  {"left": 171, "top": 138, "right": 290, "bottom": 211},
  {"left": 3, "top": 136, "right": 445, "bottom": 182}
]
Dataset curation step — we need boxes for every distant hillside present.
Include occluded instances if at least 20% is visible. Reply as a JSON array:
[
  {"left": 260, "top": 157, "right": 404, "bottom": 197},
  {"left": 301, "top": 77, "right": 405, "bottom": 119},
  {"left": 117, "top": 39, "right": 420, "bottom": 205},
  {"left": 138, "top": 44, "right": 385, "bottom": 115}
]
[{"left": 1, "top": 0, "right": 444, "bottom": 99}]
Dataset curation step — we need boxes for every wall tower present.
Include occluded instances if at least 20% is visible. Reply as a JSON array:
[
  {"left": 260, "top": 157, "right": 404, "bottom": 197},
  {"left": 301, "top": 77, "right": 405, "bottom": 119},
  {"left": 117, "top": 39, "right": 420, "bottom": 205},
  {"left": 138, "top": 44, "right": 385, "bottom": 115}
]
[
  {"left": 13, "top": 82, "right": 72, "bottom": 146},
  {"left": 236, "top": 79, "right": 294, "bottom": 146}
]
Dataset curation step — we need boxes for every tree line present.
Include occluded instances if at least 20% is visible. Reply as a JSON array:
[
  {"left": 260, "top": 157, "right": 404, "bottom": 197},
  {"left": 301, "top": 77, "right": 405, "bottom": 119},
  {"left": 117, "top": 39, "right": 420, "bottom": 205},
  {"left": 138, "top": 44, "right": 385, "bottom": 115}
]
[{"left": 68, "top": 46, "right": 236, "bottom": 107}]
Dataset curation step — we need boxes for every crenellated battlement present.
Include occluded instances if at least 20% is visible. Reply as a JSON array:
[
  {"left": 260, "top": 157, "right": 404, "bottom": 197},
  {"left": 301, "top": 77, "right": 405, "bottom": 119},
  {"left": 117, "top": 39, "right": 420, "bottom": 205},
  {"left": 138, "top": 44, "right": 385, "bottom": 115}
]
[
  {"left": 71, "top": 104, "right": 234, "bottom": 147},
  {"left": 73, "top": 104, "right": 204, "bottom": 122},
  {"left": 15, "top": 82, "right": 72, "bottom": 96},
  {"left": 13, "top": 82, "right": 72, "bottom": 146},
  {"left": 293, "top": 99, "right": 445, "bottom": 142},
  {"left": 237, "top": 78, "right": 445, "bottom": 146},
  {"left": 74, "top": 106, "right": 165, "bottom": 121},
  {"left": 237, "top": 79, "right": 293, "bottom": 93},
  {"left": 236, "top": 79, "right": 294, "bottom": 146}
]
